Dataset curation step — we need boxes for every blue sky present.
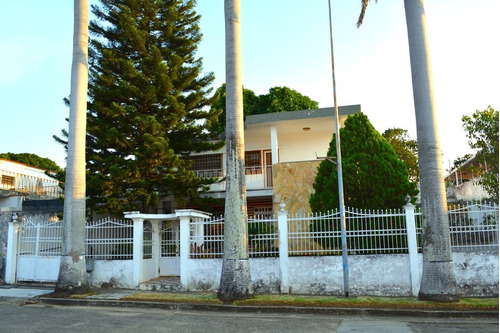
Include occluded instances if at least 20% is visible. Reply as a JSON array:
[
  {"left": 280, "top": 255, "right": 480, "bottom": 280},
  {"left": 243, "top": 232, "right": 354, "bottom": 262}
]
[{"left": 1, "top": 0, "right": 499, "bottom": 172}]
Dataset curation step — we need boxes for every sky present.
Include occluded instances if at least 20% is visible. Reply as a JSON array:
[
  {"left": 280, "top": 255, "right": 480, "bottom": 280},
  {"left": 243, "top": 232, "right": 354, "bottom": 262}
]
[{"left": 1, "top": 0, "right": 499, "bottom": 173}]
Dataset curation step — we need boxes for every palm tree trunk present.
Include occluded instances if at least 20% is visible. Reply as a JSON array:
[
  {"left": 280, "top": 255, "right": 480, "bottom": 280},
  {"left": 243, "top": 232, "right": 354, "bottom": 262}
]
[
  {"left": 217, "top": 0, "right": 253, "bottom": 303},
  {"left": 55, "top": 0, "right": 89, "bottom": 293},
  {"left": 404, "top": 0, "right": 459, "bottom": 302}
]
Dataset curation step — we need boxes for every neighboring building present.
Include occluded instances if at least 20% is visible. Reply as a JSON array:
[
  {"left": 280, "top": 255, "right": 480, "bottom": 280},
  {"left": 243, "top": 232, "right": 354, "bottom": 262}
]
[
  {"left": 445, "top": 155, "right": 490, "bottom": 202},
  {"left": 0, "top": 159, "right": 63, "bottom": 211},
  {"left": 178, "top": 105, "right": 361, "bottom": 216}
]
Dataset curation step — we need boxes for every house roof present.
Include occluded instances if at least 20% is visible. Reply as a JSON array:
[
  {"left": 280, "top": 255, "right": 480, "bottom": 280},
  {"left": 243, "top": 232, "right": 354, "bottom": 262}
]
[{"left": 244, "top": 105, "right": 361, "bottom": 137}]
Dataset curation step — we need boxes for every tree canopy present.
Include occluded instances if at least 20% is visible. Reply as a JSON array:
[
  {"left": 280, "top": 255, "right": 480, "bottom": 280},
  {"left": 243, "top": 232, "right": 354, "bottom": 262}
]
[
  {"left": 210, "top": 84, "right": 318, "bottom": 133},
  {"left": 0, "top": 152, "right": 61, "bottom": 172},
  {"left": 382, "top": 128, "right": 419, "bottom": 181},
  {"left": 461, "top": 106, "right": 499, "bottom": 199},
  {"left": 65, "top": 0, "right": 223, "bottom": 214},
  {"left": 310, "top": 112, "right": 418, "bottom": 212}
]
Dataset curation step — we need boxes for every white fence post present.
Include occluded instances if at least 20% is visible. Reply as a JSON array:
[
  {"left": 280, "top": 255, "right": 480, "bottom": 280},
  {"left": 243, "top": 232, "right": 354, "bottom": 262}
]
[
  {"left": 132, "top": 218, "right": 144, "bottom": 288},
  {"left": 405, "top": 203, "right": 420, "bottom": 296},
  {"left": 178, "top": 214, "right": 191, "bottom": 291},
  {"left": 277, "top": 202, "right": 289, "bottom": 293},
  {"left": 5, "top": 213, "right": 20, "bottom": 284}
]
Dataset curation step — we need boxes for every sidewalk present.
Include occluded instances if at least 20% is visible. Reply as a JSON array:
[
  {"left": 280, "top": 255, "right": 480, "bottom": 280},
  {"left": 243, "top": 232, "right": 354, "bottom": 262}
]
[{"left": 0, "top": 284, "right": 497, "bottom": 319}]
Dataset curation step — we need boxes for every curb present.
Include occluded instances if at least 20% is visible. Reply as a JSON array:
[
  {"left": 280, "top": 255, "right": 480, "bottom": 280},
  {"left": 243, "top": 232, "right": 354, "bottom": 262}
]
[{"left": 37, "top": 297, "right": 499, "bottom": 319}]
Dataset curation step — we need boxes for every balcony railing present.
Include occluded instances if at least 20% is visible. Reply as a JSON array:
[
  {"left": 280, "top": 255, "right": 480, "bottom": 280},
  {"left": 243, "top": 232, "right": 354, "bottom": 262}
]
[
  {"left": 195, "top": 165, "right": 273, "bottom": 192},
  {"left": 0, "top": 170, "right": 63, "bottom": 199}
]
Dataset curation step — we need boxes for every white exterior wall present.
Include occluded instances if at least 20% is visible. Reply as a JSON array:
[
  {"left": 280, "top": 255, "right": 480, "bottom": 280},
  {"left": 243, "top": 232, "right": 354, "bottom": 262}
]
[
  {"left": 0, "top": 197, "right": 23, "bottom": 211},
  {"left": 0, "top": 160, "right": 56, "bottom": 181},
  {"left": 446, "top": 180, "right": 490, "bottom": 202},
  {"left": 276, "top": 131, "right": 331, "bottom": 163},
  {"left": 182, "top": 252, "right": 497, "bottom": 297},
  {"left": 10, "top": 252, "right": 498, "bottom": 296},
  {"left": 91, "top": 260, "right": 135, "bottom": 289}
]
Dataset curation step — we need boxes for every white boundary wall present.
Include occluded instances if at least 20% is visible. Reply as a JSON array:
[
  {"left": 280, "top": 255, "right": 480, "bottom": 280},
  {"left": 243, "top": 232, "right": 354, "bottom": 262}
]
[{"left": 185, "top": 252, "right": 498, "bottom": 297}]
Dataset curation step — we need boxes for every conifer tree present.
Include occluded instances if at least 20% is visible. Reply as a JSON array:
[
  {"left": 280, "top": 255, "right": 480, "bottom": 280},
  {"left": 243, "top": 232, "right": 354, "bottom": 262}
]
[
  {"left": 309, "top": 112, "right": 418, "bottom": 251},
  {"left": 310, "top": 112, "right": 418, "bottom": 212},
  {"left": 86, "top": 0, "right": 222, "bottom": 213}
]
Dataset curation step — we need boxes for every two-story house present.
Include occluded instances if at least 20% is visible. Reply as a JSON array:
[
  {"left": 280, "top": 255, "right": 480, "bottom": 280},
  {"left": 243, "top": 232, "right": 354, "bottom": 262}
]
[{"left": 173, "top": 105, "right": 360, "bottom": 217}]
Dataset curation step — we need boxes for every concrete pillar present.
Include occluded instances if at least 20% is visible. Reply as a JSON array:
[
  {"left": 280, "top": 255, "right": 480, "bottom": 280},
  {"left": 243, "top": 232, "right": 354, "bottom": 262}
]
[
  {"left": 277, "top": 202, "right": 289, "bottom": 293},
  {"left": 5, "top": 214, "right": 20, "bottom": 284},
  {"left": 270, "top": 126, "right": 278, "bottom": 164},
  {"left": 178, "top": 215, "right": 190, "bottom": 290},
  {"left": 132, "top": 218, "right": 144, "bottom": 288},
  {"left": 405, "top": 203, "right": 420, "bottom": 296}
]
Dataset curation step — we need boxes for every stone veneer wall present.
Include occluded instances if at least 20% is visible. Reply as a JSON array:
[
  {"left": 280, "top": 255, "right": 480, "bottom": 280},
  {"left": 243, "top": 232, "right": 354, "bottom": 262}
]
[{"left": 272, "top": 160, "right": 320, "bottom": 216}]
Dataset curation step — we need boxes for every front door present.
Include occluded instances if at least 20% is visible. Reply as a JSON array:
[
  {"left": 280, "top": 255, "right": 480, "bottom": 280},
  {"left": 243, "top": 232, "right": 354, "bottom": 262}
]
[{"left": 159, "top": 220, "right": 180, "bottom": 276}]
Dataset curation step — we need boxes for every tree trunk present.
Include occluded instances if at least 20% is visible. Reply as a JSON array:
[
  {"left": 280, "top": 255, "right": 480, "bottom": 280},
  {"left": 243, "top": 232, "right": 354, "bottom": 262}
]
[
  {"left": 217, "top": 0, "right": 253, "bottom": 303},
  {"left": 404, "top": 0, "right": 459, "bottom": 302},
  {"left": 56, "top": 0, "right": 89, "bottom": 294}
]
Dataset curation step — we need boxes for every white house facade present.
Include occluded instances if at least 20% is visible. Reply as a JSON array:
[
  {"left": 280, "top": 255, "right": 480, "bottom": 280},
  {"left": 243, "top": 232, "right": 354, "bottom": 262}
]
[{"left": 179, "top": 105, "right": 361, "bottom": 216}]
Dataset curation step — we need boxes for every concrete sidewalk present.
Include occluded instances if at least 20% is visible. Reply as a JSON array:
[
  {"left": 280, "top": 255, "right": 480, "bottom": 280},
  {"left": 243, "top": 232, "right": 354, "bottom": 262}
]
[
  {"left": 0, "top": 285, "right": 54, "bottom": 299},
  {"left": 1, "top": 284, "right": 497, "bottom": 319}
]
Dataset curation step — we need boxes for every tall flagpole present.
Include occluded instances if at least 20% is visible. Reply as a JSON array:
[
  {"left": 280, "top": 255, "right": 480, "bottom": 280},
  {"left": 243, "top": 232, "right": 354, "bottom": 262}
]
[{"left": 328, "top": 0, "right": 349, "bottom": 297}]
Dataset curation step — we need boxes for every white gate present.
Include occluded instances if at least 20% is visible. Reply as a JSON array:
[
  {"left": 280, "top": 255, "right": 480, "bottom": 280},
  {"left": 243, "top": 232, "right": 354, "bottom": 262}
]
[
  {"left": 16, "top": 219, "right": 62, "bottom": 282},
  {"left": 159, "top": 220, "right": 180, "bottom": 276}
]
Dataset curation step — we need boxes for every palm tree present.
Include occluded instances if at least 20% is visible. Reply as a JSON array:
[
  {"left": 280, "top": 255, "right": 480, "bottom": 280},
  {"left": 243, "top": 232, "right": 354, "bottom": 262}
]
[
  {"left": 55, "top": 0, "right": 89, "bottom": 294},
  {"left": 217, "top": 0, "right": 253, "bottom": 303},
  {"left": 357, "top": 0, "right": 459, "bottom": 302}
]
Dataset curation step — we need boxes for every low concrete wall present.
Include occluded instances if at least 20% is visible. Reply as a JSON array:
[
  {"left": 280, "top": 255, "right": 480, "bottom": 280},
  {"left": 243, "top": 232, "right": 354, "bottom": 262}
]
[
  {"left": 91, "top": 260, "right": 134, "bottom": 289},
  {"left": 453, "top": 251, "right": 499, "bottom": 296},
  {"left": 13, "top": 251, "right": 498, "bottom": 297},
  {"left": 186, "top": 252, "right": 498, "bottom": 297}
]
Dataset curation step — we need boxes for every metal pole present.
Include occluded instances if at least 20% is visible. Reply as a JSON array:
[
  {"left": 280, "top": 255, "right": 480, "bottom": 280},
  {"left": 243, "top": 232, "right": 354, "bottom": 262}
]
[{"left": 328, "top": 0, "right": 349, "bottom": 297}]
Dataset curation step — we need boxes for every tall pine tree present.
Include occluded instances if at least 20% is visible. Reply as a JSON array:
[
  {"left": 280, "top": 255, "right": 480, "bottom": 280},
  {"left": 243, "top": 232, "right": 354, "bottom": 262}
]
[{"left": 86, "top": 0, "right": 222, "bottom": 214}]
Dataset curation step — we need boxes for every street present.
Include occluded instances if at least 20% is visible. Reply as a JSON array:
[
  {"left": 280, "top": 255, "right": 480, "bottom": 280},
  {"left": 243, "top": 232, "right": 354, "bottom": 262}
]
[{"left": 0, "top": 300, "right": 497, "bottom": 333}]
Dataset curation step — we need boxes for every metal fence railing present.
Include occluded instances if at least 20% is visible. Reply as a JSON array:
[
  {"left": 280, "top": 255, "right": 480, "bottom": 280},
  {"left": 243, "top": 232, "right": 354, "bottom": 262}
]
[
  {"left": 86, "top": 218, "right": 134, "bottom": 260},
  {"left": 16, "top": 202, "right": 498, "bottom": 261},
  {"left": 18, "top": 219, "right": 63, "bottom": 256},
  {"left": 447, "top": 202, "right": 498, "bottom": 251},
  {"left": 289, "top": 208, "right": 409, "bottom": 256}
]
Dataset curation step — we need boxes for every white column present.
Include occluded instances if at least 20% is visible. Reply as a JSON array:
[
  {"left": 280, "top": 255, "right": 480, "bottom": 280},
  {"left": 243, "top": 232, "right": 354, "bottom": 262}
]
[
  {"left": 405, "top": 203, "right": 420, "bottom": 296},
  {"left": 179, "top": 215, "right": 190, "bottom": 290},
  {"left": 277, "top": 202, "right": 289, "bottom": 293},
  {"left": 132, "top": 218, "right": 144, "bottom": 288},
  {"left": 270, "top": 126, "right": 278, "bottom": 164},
  {"left": 5, "top": 215, "right": 20, "bottom": 284},
  {"left": 150, "top": 220, "right": 161, "bottom": 280}
]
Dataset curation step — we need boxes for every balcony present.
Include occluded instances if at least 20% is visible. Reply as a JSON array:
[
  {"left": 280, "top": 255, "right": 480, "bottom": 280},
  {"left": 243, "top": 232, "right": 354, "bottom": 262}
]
[
  {"left": 195, "top": 165, "right": 273, "bottom": 194},
  {"left": 0, "top": 170, "right": 63, "bottom": 199}
]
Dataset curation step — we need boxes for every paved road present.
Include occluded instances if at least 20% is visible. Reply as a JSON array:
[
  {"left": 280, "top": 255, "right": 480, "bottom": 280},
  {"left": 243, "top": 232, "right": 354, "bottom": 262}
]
[{"left": 0, "top": 299, "right": 497, "bottom": 333}]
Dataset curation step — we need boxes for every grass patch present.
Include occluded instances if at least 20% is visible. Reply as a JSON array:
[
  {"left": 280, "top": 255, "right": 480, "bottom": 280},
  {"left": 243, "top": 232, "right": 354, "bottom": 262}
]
[
  {"left": 235, "top": 295, "right": 499, "bottom": 311},
  {"left": 119, "top": 292, "right": 498, "bottom": 311},
  {"left": 121, "top": 292, "right": 222, "bottom": 304}
]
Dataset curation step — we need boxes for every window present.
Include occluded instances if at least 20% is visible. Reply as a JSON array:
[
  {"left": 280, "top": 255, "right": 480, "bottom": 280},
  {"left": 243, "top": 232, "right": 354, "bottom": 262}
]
[
  {"left": 185, "top": 154, "right": 223, "bottom": 178},
  {"left": 1, "top": 175, "right": 15, "bottom": 188},
  {"left": 245, "top": 151, "right": 262, "bottom": 174}
]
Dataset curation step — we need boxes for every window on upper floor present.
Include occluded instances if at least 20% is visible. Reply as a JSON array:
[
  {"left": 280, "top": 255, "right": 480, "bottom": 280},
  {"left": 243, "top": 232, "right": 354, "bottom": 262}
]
[
  {"left": 185, "top": 154, "right": 223, "bottom": 178},
  {"left": 1, "top": 175, "right": 15, "bottom": 188}
]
